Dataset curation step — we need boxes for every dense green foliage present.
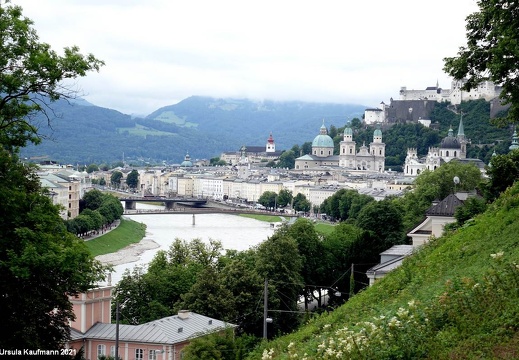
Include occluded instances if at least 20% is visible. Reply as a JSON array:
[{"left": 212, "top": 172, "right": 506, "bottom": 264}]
[
  {"left": 444, "top": 0, "right": 519, "bottom": 124},
  {"left": 484, "top": 149, "right": 519, "bottom": 202},
  {"left": 0, "top": 150, "right": 107, "bottom": 349},
  {"left": 0, "top": 4, "right": 103, "bottom": 152},
  {"left": 125, "top": 169, "right": 139, "bottom": 189},
  {"left": 247, "top": 182, "right": 519, "bottom": 359},
  {"left": 67, "top": 189, "right": 124, "bottom": 236},
  {"left": 0, "top": 2, "right": 107, "bottom": 349}
]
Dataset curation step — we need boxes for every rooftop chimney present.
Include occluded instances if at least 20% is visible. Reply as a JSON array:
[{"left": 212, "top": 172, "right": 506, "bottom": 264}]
[{"left": 178, "top": 310, "right": 191, "bottom": 320}]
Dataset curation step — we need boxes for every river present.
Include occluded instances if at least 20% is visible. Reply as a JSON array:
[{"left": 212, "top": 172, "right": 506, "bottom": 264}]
[{"left": 102, "top": 204, "right": 276, "bottom": 285}]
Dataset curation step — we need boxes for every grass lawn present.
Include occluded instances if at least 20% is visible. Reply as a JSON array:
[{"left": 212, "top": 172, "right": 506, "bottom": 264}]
[
  {"left": 314, "top": 222, "right": 335, "bottom": 235},
  {"left": 239, "top": 213, "right": 285, "bottom": 222},
  {"left": 83, "top": 218, "right": 146, "bottom": 257},
  {"left": 240, "top": 214, "right": 336, "bottom": 235}
]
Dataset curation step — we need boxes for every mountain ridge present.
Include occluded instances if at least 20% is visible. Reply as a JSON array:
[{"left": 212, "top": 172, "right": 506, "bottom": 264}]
[{"left": 20, "top": 96, "right": 366, "bottom": 164}]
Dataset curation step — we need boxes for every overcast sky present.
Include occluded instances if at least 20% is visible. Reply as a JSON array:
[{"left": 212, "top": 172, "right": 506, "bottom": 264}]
[{"left": 15, "top": 0, "right": 479, "bottom": 116}]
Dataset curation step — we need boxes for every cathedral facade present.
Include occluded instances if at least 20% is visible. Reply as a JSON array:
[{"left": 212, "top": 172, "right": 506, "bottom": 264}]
[{"left": 294, "top": 122, "right": 386, "bottom": 172}]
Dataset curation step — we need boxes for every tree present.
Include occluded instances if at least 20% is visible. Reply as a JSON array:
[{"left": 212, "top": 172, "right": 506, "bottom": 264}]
[
  {"left": 293, "top": 193, "right": 311, "bottom": 212},
  {"left": 484, "top": 149, "right": 519, "bottom": 201},
  {"left": 86, "top": 164, "right": 99, "bottom": 173},
  {"left": 397, "top": 160, "right": 484, "bottom": 230},
  {"left": 0, "top": 151, "right": 106, "bottom": 348},
  {"left": 0, "top": 2, "right": 106, "bottom": 349},
  {"left": 277, "top": 189, "right": 293, "bottom": 208},
  {"left": 443, "top": 1, "right": 519, "bottom": 124},
  {"left": 210, "top": 157, "right": 227, "bottom": 166},
  {"left": 301, "top": 141, "right": 312, "bottom": 155},
  {"left": 0, "top": 3, "right": 104, "bottom": 151},
  {"left": 283, "top": 219, "right": 326, "bottom": 310},
  {"left": 110, "top": 171, "right": 123, "bottom": 188},
  {"left": 454, "top": 196, "right": 487, "bottom": 226},
  {"left": 255, "top": 230, "right": 303, "bottom": 336},
  {"left": 276, "top": 150, "right": 296, "bottom": 169},
  {"left": 82, "top": 188, "right": 104, "bottom": 210},
  {"left": 355, "top": 198, "right": 405, "bottom": 250},
  {"left": 126, "top": 169, "right": 139, "bottom": 189},
  {"left": 258, "top": 191, "right": 277, "bottom": 210}
]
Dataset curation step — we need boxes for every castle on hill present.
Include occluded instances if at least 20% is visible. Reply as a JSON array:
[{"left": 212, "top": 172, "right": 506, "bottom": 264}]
[{"left": 364, "top": 79, "right": 505, "bottom": 125}]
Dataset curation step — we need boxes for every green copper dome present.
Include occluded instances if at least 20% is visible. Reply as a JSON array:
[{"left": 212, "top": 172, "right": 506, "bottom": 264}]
[{"left": 312, "top": 122, "right": 334, "bottom": 148}]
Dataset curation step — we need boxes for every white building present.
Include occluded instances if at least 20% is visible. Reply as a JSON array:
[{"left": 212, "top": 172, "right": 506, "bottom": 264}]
[{"left": 399, "top": 79, "right": 500, "bottom": 105}]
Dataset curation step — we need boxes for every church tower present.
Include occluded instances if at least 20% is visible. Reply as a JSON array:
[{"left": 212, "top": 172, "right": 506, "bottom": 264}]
[
  {"left": 369, "top": 126, "right": 386, "bottom": 172},
  {"left": 457, "top": 113, "right": 467, "bottom": 157},
  {"left": 266, "top": 133, "right": 275, "bottom": 153},
  {"left": 339, "top": 126, "right": 356, "bottom": 168}
]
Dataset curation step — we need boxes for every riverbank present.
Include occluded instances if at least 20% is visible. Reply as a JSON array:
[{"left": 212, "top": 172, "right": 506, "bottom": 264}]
[{"left": 84, "top": 218, "right": 148, "bottom": 257}]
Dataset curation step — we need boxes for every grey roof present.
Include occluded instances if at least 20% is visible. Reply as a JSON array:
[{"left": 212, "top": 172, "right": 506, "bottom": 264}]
[
  {"left": 425, "top": 193, "right": 464, "bottom": 217},
  {"left": 295, "top": 154, "right": 340, "bottom": 161},
  {"left": 367, "top": 245, "right": 414, "bottom": 276},
  {"left": 380, "top": 245, "right": 414, "bottom": 257},
  {"left": 78, "top": 312, "right": 235, "bottom": 345},
  {"left": 366, "top": 255, "right": 407, "bottom": 275}
]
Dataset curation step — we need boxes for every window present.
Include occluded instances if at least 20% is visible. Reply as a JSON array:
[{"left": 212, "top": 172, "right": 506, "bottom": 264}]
[
  {"left": 149, "top": 350, "right": 157, "bottom": 360},
  {"left": 110, "top": 346, "right": 116, "bottom": 357},
  {"left": 136, "top": 348, "right": 144, "bottom": 360},
  {"left": 97, "top": 344, "right": 106, "bottom": 359}
]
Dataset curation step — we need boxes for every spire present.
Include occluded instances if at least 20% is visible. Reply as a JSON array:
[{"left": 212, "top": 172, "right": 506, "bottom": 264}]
[
  {"left": 320, "top": 119, "right": 327, "bottom": 135},
  {"left": 448, "top": 125, "right": 454, "bottom": 137},
  {"left": 457, "top": 112, "right": 465, "bottom": 141}
]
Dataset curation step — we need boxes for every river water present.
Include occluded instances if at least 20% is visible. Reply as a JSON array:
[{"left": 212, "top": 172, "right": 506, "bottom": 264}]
[{"left": 104, "top": 204, "right": 276, "bottom": 285}]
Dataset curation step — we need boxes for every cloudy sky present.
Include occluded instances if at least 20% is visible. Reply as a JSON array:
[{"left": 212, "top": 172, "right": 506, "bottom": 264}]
[{"left": 15, "top": 0, "right": 479, "bottom": 116}]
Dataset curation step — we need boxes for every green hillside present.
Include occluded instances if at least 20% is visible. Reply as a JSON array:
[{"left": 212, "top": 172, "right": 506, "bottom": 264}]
[{"left": 248, "top": 183, "right": 519, "bottom": 359}]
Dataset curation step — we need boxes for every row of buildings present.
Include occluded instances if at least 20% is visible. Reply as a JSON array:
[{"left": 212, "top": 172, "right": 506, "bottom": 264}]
[{"left": 36, "top": 114, "right": 484, "bottom": 219}]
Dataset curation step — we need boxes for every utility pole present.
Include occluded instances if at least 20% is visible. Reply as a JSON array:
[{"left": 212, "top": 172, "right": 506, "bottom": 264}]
[
  {"left": 115, "top": 301, "right": 120, "bottom": 360},
  {"left": 263, "top": 278, "right": 268, "bottom": 339},
  {"left": 349, "top": 263, "right": 355, "bottom": 299}
]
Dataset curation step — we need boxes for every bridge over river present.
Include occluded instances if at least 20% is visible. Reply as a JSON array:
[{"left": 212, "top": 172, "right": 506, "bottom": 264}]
[
  {"left": 120, "top": 197, "right": 298, "bottom": 217},
  {"left": 120, "top": 196, "right": 207, "bottom": 211}
]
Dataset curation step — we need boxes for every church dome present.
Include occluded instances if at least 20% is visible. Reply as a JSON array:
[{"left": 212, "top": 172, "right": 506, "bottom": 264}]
[
  {"left": 440, "top": 127, "right": 461, "bottom": 149},
  {"left": 344, "top": 127, "right": 353, "bottom": 136},
  {"left": 180, "top": 152, "right": 193, "bottom": 167},
  {"left": 373, "top": 128, "right": 382, "bottom": 137},
  {"left": 312, "top": 122, "right": 334, "bottom": 148}
]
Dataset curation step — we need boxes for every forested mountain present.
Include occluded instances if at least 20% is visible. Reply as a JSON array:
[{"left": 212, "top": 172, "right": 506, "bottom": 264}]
[
  {"left": 19, "top": 96, "right": 512, "bottom": 167},
  {"left": 19, "top": 96, "right": 366, "bottom": 165}
]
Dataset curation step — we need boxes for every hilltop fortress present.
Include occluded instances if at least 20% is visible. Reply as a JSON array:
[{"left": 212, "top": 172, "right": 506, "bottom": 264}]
[{"left": 365, "top": 79, "right": 507, "bottom": 124}]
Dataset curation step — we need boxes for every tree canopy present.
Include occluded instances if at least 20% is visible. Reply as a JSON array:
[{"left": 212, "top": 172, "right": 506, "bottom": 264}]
[
  {"left": 0, "top": 150, "right": 107, "bottom": 348},
  {"left": 0, "top": 2, "right": 107, "bottom": 349},
  {"left": 0, "top": 3, "right": 104, "bottom": 151},
  {"left": 443, "top": 0, "right": 519, "bottom": 124}
]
